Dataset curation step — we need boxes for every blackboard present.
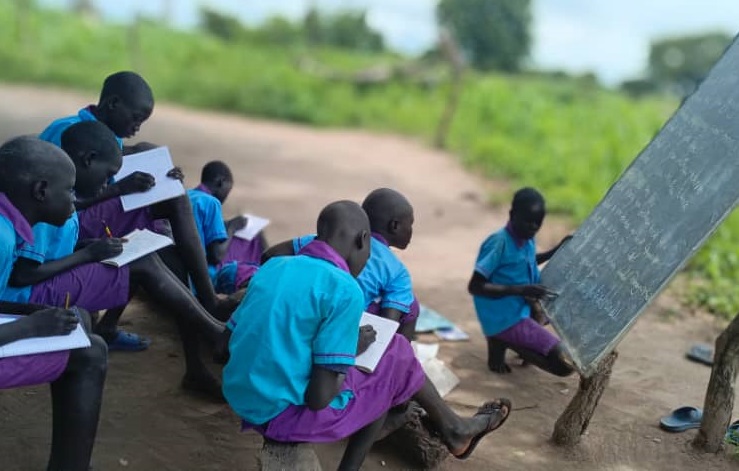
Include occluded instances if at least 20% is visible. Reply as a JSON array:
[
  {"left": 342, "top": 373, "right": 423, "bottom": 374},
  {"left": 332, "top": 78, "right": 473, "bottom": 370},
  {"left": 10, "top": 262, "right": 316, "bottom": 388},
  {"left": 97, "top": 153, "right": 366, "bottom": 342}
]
[{"left": 540, "top": 36, "right": 739, "bottom": 377}]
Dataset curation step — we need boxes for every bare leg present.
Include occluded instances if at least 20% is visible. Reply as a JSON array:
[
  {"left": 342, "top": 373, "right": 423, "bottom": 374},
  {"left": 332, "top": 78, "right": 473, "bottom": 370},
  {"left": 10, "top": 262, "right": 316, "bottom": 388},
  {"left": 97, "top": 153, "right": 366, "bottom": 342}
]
[
  {"left": 509, "top": 343, "right": 574, "bottom": 377},
  {"left": 128, "top": 254, "right": 224, "bottom": 398},
  {"left": 413, "top": 376, "right": 510, "bottom": 457},
  {"left": 129, "top": 254, "right": 223, "bottom": 341},
  {"left": 47, "top": 335, "right": 108, "bottom": 471},
  {"left": 487, "top": 337, "right": 511, "bottom": 373},
  {"left": 338, "top": 412, "right": 388, "bottom": 471},
  {"left": 152, "top": 196, "right": 220, "bottom": 313}
]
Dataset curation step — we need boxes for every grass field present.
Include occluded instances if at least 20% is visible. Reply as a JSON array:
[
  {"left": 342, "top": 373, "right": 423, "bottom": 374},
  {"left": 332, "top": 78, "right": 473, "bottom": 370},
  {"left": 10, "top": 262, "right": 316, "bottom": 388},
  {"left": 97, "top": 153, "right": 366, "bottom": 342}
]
[{"left": 0, "top": 2, "right": 735, "bottom": 316}]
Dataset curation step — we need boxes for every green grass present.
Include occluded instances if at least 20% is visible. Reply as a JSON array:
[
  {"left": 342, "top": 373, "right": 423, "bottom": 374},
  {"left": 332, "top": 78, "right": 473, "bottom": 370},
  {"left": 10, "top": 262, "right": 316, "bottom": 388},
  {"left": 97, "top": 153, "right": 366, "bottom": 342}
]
[{"left": 0, "top": 2, "right": 736, "bottom": 316}]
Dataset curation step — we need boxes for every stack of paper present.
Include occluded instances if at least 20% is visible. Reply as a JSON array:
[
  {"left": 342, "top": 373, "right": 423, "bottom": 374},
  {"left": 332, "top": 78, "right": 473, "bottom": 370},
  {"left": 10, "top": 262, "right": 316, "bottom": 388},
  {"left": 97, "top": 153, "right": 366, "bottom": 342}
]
[
  {"left": 116, "top": 146, "right": 185, "bottom": 212},
  {"left": 101, "top": 229, "right": 174, "bottom": 267},
  {"left": 0, "top": 314, "right": 91, "bottom": 358}
]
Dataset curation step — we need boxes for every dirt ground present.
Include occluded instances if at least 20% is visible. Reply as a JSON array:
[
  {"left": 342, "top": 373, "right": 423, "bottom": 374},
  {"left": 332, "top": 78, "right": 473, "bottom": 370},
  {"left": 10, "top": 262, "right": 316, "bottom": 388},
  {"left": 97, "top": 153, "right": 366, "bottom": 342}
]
[{"left": 0, "top": 84, "right": 735, "bottom": 471}]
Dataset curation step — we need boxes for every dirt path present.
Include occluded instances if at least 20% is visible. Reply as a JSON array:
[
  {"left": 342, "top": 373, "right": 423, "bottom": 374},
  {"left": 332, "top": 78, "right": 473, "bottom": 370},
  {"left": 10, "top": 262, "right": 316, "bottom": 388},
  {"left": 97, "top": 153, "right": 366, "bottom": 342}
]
[{"left": 0, "top": 84, "right": 734, "bottom": 470}]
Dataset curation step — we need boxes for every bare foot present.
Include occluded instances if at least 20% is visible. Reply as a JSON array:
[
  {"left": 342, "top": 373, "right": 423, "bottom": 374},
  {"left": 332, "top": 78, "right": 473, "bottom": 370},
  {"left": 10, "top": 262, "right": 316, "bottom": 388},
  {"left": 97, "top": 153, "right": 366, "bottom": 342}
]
[
  {"left": 445, "top": 399, "right": 512, "bottom": 460},
  {"left": 376, "top": 402, "right": 423, "bottom": 441}
]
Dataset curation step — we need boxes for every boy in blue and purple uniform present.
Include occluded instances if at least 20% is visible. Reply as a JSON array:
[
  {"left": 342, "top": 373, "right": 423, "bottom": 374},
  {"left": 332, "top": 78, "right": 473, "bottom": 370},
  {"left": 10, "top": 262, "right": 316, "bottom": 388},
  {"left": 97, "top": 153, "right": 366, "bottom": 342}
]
[
  {"left": 224, "top": 200, "right": 511, "bottom": 470},
  {"left": 6, "top": 122, "right": 227, "bottom": 399},
  {"left": 0, "top": 135, "right": 108, "bottom": 471},
  {"left": 468, "top": 187, "right": 573, "bottom": 377},
  {"left": 264, "top": 188, "right": 419, "bottom": 340},
  {"left": 38, "top": 70, "right": 232, "bottom": 319},
  {"left": 187, "top": 161, "right": 263, "bottom": 294}
]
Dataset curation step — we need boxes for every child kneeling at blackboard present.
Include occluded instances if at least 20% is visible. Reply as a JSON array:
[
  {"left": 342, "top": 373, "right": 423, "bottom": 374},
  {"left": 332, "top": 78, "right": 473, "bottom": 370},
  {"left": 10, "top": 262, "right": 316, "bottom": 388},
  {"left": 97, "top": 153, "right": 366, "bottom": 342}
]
[{"left": 468, "top": 188, "right": 574, "bottom": 376}]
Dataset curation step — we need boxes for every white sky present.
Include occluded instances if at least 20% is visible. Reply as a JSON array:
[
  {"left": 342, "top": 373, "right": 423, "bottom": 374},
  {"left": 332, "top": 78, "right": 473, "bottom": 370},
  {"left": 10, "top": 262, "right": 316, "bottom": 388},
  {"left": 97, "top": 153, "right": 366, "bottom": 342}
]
[{"left": 42, "top": 0, "right": 739, "bottom": 85}]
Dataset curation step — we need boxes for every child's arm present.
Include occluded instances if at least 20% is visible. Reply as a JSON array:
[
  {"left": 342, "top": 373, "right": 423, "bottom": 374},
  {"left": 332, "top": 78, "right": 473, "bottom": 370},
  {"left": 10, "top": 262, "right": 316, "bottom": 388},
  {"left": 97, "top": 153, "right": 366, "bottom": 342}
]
[
  {"left": 9, "top": 239, "right": 125, "bottom": 287},
  {"left": 536, "top": 235, "right": 572, "bottom": 265},
  {"left": 260, "top": 239, "right": 296, "bottom": 265},
  {"left": 468, "top": 272, "right": 550, "bottom": 299},
  {"left": 305, "top": 325, "right": 375, "bottom": 410},
  {"left": 0, "top": 307, "right": 79, "bottom": 347},
  {"left": 0, "top": 301, "right": 52, "bottom": 315},
  {"left": 74, "top": 172, "right": 155, "bottom": 211}
]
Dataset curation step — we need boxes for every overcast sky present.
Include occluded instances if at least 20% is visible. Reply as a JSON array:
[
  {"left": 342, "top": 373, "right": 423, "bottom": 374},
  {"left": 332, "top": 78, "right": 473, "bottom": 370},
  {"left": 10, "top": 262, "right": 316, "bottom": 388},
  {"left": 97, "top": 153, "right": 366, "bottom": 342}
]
[{"left": 42, "top": 0, "right": 739, "bottom": 85}]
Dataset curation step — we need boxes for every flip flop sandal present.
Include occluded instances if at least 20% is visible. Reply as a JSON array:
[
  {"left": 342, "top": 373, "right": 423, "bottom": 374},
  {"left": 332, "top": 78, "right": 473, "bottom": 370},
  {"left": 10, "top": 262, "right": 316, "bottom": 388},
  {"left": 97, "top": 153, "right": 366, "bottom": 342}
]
[
  {"left": 107, "top": 330, "right": 151, "bottom": 352},
  {"left": 454, "top": 398, "right": 512, "bottom": 460},
  {"left": 686, "top": 344, "right": 713, "bottom": 366},
  {"left": 659, "top": 406, "right": 703, "bottom": 433}
]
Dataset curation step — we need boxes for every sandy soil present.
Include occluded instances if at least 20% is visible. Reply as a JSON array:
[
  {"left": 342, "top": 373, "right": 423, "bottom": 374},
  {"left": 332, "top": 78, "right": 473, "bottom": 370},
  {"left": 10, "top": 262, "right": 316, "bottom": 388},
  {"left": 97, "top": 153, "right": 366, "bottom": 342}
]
[{"left": 0, "top": 84, "right": 734, "bottom": 471}]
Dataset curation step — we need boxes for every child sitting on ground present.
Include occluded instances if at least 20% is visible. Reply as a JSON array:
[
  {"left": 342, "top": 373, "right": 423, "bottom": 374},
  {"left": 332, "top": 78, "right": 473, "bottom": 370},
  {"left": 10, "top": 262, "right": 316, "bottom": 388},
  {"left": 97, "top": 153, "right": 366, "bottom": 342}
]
[
  {"left": 468, "top": 187, "right": 574, "bottom": 376},
  {"left": 0, "top": 135, "right": 108, "bottom": 471},
  {"left": 224, "top": 200, "right": 511, "bottom": 470},
  {"left": 38, "top": 70, "right": 230, "bottom": 318},
  {"left": 5, "top": 122, "right": 227, "bottom": 400},
  {"left": 187, "top": 160, "right": 266, "bottom": 294},
  {"left": 263, "top": 188, "right": 419, "bottom": 339}
]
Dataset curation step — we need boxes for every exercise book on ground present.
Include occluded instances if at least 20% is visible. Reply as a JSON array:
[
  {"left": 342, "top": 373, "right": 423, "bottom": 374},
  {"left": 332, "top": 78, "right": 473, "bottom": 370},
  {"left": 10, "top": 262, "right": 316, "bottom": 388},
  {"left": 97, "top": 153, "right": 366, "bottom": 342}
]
[
  {"left": 0, "top": 313, "right": 91, "bottom": 358},
  {"left": 116, "top": 146, "right": 185, "bottom": 212},
  {"left": 233, "top": 214, "right": 270, "bottom": 241},
  {"left": 101, "top": 229, "right": 174, "bottom": 267},
  {"left": 355, "top": 312, "right": 399, "bottom": 373}
]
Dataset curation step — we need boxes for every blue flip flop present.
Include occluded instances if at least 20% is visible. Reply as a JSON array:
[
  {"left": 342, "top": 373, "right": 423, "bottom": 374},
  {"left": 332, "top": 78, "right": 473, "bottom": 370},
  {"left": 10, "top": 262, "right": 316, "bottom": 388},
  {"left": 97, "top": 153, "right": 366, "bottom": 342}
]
[
  {"left": 659, "top": 406, "right": 703, "bottom": 433},
  {"left": 107, "top": 330, "right": 151, "bottom": 352},
  {"left": 725, "top": 420, "right": 739, "bottom": 446},
  {"left": 686, "top": 344, "right": 713, "bottom": 366}
]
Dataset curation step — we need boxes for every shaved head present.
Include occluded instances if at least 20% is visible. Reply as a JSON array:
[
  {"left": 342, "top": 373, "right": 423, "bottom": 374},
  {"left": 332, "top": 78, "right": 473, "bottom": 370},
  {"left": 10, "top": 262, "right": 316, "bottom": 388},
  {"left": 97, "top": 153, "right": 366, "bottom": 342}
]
[
  {"left": 99, "top": 71, "right": 153, "bottom": 107},
  {"left": 0, "top": 136, "right": 73, "bottom": 191},
  {"left": 96, "top": 71, "right": 154, "bottom": 139},
  {"left": 361, "top": 188, "right": 414, "bottom": 249},
  {"left": 0, "top": 136, "right": 76, "bottom": 226},
  {"left": 316, "top": 200, "right": 371, "bottom": 277}
]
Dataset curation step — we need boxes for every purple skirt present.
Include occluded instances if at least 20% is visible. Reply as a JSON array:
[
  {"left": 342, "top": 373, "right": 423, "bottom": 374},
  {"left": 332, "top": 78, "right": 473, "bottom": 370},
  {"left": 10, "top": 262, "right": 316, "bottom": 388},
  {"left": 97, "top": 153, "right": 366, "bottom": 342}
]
[
  {"left": 224, "top": 237, "right": 264, "bottom": 266},
  {"left": 30, "top": 263, "right": 130, "bottom": 312},
  {"left": 78, "top": 198, "right": 156, "bottom": 239},
  {"left": 494, "top": 317, "right": 559, "bottom": 356},
  {"left": 245, "top": 334, "right": 425, "bottom": 442},
  {"left": 0, "top": 350, "right": 69, "bottom": 389}
]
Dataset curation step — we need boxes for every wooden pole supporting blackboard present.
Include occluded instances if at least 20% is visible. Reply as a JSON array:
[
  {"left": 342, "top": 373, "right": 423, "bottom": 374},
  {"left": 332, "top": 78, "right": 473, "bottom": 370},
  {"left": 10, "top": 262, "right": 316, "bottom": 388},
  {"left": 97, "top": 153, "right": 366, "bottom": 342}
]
[
  {"left": 551, "top": 351, "right": 618, "bottom": 446},
  {"left": 693, "top": 312, "right": 739, "bottom": 453}
]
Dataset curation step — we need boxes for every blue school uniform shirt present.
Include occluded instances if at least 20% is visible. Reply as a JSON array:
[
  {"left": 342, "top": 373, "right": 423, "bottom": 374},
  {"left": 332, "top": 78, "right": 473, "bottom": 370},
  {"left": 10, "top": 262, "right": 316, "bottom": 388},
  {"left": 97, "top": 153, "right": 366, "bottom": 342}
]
[
  {"left": 223, "top": 241, "right": 364, "bottom": 425},
  {"left": 293, "top": 234, "right": 415, "bottom": 314},
  {"left": 2, "top": 213, "right": 80, "bottom": 303},
  {"left": 472, "top": 227, "right": 540, "bottom": 336},
  {"left": 0, "top": 193, "right": 36, "bottom": 302},
  {"left": 39, "top": 106, "right": 123, "bottom": 149},
  {"left": 187, "top": 186, "right": 228, "bottom": 253}
]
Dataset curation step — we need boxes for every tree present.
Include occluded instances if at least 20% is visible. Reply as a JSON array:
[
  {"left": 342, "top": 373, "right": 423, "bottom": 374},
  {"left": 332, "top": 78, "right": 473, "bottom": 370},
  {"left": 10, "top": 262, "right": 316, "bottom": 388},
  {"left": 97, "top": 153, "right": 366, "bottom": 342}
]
[
  {"left": 648, "top": 32, "right": 733, "bottom": 95},
  {"left": 200, "top": 7, "right": 244, "bottom": 42},
  {"left": 437, "top": 0, "right": 532, "bottom": 72}
]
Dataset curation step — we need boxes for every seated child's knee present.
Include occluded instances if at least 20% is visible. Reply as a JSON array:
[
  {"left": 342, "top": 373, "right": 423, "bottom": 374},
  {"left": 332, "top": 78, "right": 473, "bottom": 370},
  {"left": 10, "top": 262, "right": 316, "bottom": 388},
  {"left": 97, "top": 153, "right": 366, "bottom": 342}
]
[{"left": 71, "top": 334, "right": 108, "bottom": 372}]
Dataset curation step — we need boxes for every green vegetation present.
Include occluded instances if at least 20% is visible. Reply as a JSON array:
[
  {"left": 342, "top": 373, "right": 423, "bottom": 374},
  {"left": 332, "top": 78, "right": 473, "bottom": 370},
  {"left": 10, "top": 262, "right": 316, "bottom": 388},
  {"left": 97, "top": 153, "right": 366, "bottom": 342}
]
[{"left": 0, "top": 2, "right": 736, "bottom": 316}]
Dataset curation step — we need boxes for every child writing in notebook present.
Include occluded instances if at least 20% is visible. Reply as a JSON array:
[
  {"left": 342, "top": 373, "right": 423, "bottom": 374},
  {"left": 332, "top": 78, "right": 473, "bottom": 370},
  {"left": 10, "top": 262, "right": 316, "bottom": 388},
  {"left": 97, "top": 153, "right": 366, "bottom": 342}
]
[
  {"left": 223, "top": 200, "right": 511, "bottom": 470},
  {"left": 38, "top": 70, "right": 232, "bottom": 318},
  {"left": 0, "top": 136, "right": 108, "bottom": 471},
  {"left": 468, "top": 187, "right": 573, "bottom": 377},
  {"left": 263, "top": 188, "right": 419, "bottom": 340},
  {"left": 187, "top": 160, "right": 267, "bottom": 294},
  {"left": 6, "top": 122, "right": 227, "bottom": 400}
]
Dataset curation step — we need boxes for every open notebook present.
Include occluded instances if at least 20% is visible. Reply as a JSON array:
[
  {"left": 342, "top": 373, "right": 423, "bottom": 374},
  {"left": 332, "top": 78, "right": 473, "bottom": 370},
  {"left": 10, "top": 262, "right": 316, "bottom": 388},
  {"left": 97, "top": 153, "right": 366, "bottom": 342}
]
[
  {"left": 355, "top": 312, "right": 399, "bottom": 373},
  {"left": 233, "top": 214, "right": 270, "bottom": 241},
  {"left": 101, "top": 229, "right": 174, "bottom": 267},
  {"left": 0, "top": 313, "right": 91, "bottom": 359},
  {"left": 115, "top": 146, "right": 185, "bottom": 212}
]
